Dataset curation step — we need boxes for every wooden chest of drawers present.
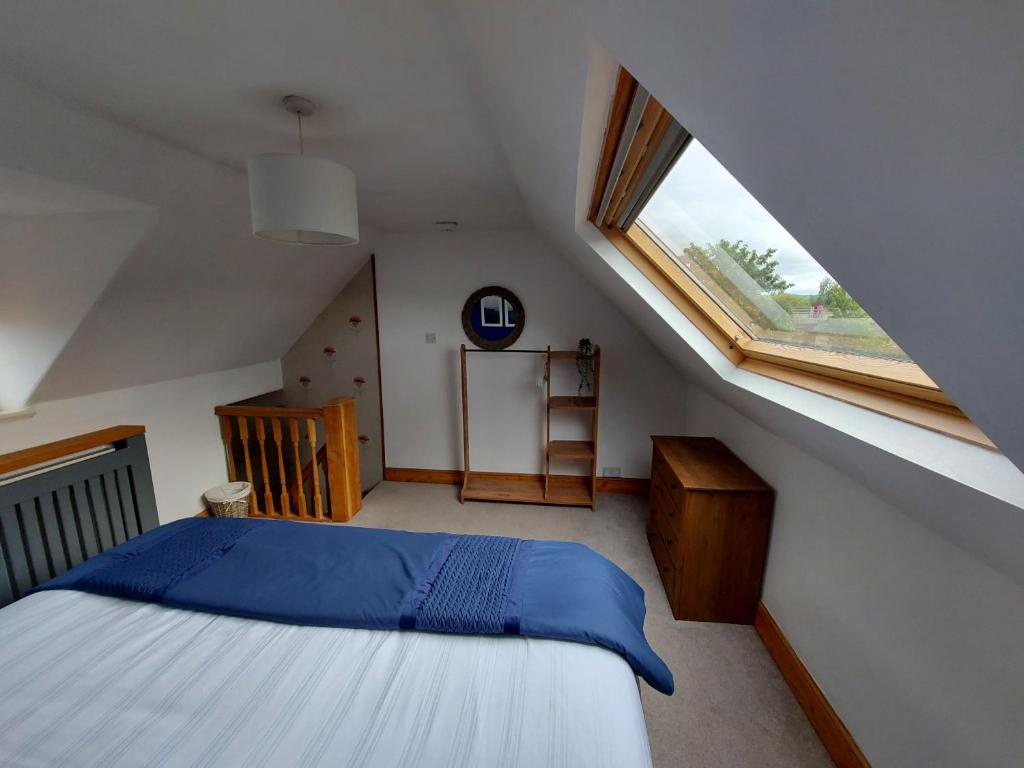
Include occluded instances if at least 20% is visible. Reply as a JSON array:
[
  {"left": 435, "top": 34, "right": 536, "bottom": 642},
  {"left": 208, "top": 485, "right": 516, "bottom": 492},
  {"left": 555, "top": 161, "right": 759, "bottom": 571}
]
[{"left": 647, "top": 436, "right": 774, "bottom": 624}]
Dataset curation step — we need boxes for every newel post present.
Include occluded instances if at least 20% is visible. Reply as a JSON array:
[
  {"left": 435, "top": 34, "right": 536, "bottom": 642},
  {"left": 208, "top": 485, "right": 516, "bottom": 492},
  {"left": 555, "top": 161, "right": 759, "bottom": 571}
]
[{"left": 321, "top": 397, "right": 361, "bottom": 521}]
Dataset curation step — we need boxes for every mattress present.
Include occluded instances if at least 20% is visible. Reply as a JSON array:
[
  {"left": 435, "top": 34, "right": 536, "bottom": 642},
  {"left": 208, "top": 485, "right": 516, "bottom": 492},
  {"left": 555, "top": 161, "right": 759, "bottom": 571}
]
[{"left": 0, "top": 590, "right": 652, "bottom": 767}]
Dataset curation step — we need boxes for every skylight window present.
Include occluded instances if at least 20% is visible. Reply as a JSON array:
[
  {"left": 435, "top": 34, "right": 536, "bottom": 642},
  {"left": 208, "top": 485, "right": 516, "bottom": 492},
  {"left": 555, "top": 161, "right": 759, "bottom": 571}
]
[
  {"left": 588, "top": 67, "right": 992, "bottom": 447},
  {"left": 636, "top": 139, "right": 909, "bottom": 361}
]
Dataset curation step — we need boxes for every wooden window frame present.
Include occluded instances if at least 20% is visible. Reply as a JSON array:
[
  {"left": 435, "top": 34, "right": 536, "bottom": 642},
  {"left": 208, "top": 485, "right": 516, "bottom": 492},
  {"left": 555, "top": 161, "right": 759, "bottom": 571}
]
[{"left": 590, "top": 68, "right": 994, "bottom": 449}]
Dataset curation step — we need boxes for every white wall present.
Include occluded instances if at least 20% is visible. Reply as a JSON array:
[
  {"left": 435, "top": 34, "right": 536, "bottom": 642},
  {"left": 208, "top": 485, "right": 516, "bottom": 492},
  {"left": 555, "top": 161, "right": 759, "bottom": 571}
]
[
  {"left": 0, "top": 362, "right": 281, "bottom": 523},
  {"left": 278, "top": 258, "right": 383, "bottom": 491},
  {"left": 0, "top": 208, "right": 156, "bottom": 411},
  {"left": 376, "top": 229, "right": 687, "bottom": 477},
  {"left": 685, "top": 385, "right": 1024, "bottom": 767},
  {"left": 374, "top": 224, "right": 1024, "bottom": 765},
  {"left": 445, "top": 0, "right": 1024, "bottom": 477},
  {"left": 0, "top": 74, "right": 372, "bottom": 406}
]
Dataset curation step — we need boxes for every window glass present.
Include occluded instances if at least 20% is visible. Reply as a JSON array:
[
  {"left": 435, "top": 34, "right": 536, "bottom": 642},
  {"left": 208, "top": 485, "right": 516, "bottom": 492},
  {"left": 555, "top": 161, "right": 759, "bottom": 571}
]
[{"left": 636, "top": 139, "right": 909, "bottom": 361}]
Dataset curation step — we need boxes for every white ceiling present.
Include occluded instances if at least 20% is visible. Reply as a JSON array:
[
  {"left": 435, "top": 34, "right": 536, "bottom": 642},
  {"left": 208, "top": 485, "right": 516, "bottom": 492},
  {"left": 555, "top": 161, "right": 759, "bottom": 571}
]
[
  {"left": 0, "top": 72, "right": 374, "bottom": 404},
  {"left": 1, "top": 0, "right": 1022, "bottom": 495},
  {"left": 0, "top": 0, "right": 527, "bottom": 232},
  {"left": 0, "top": 167, "right": 151, "bottom": 216},
  {"left": 439, "top": 0, "right": 1024, "bottom": 476}
]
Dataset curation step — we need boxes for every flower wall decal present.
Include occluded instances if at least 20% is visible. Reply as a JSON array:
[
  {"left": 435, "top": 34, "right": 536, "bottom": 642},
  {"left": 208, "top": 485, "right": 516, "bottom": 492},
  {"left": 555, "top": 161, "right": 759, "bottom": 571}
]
[
  {"left": 323, "top": 345, "right": 336, "bottom": 363},
  {"left": 358, "top": 434, "right": 370, "bottom": 445},
  {"left": 353, "top": 375, "right": 366, "bottom": 389},
  {"left": 349, "top": 314, "right": 362, "bottom": 331},
  {"left": 299, "top": 375, "right": 311, "bottom": 389}
]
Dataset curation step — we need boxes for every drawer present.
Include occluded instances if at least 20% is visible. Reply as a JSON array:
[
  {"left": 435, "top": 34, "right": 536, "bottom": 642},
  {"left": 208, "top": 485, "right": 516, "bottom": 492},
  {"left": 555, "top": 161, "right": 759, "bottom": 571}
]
[
  {"left": 650, "top": 469, "right": 682, "bottom": 534},
  {"left": 652, "top": 449, "right": 685, "bottom": 509},
  {"left": 652, "top": 449, "right": 671, "bottom": 490},
  {"left": 649, "top": 468, "right": 668, "bottom": 512},
  {"left": 647, "top": 528, "right": 676, "bottom": 606},
  {"left": 653, "top": 507, "right": 682, "bottom": 567}
]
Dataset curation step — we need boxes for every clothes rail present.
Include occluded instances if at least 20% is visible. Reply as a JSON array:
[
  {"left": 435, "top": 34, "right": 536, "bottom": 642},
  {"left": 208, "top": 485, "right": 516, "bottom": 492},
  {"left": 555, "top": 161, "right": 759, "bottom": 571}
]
[
  {"left": 459, "top": 344, "right": 600, "bottom": 510},
  {"left": 464, "top": 348, "right": 548, "bottom": 353}
]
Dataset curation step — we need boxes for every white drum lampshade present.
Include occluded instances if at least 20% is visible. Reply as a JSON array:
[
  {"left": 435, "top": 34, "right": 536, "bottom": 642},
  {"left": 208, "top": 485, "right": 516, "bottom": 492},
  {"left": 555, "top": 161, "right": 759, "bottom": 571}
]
[{"left": 247, "top": 153, "right": 359, "bottom": 246}]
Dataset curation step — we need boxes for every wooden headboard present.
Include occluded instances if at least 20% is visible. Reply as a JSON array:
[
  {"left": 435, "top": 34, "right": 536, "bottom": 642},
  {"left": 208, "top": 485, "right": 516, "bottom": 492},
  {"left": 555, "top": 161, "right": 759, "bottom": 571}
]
[{"left": 0, "top": 425, "right": 160, "bottom": 608}]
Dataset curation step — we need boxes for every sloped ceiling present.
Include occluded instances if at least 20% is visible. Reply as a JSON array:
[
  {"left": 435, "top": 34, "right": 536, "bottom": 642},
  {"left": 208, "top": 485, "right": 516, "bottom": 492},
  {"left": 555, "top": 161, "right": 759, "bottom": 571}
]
[
  {"left": 0, "top": 75, "right": 375, "bottom": 405},
  {"left": 0, "top": 206, "right": 157, "bottom": 410},
  {"left": 0, "top": 168, "right": 159, "bottom": 410},
  {"left": 0, "top": 0, "right": 526, "bottom": 232},
  {"left": 437, "top": 0, "right": 1024, "bottom": 476},
  {"left": 1, "top": 0, "right": 1022, "bottom": 484},
  {"left": 0, "top": 0, "right": 528, "bottom": 406}
]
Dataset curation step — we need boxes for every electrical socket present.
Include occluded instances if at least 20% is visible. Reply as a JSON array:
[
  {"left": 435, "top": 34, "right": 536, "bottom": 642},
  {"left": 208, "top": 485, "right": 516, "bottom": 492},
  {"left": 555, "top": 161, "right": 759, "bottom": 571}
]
[
  {"left": 425, "top": 332, "right": 437, "bottom": 344},
  {"left": 602, "top": 466, "right": 621, "bottom": 477}
]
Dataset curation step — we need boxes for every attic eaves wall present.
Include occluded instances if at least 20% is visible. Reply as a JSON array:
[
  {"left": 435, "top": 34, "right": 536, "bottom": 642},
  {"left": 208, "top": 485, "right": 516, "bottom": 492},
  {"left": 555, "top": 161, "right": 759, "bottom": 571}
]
[
  {"left": 570, "top": 46, "right": 1024, "bottom": 586},
  {"left": 588, "top": 1, "right": 1024, "bottom": 470},
  {"left": 439, "top": 4, "right": 1024, "bottom": 586},
  {"left": 0, "top": 362, "right": 282, "bottom": 521},
  {"left": 0, "top": 74, "right": 373, "bottom": 406},
  {"left": 685, "top": 383, "right": 1024, "bottom": 767}
]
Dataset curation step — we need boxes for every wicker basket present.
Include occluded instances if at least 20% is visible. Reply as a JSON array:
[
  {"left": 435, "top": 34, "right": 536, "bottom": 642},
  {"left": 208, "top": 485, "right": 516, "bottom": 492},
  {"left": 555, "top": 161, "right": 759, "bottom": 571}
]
[{"left": 205, "top": 482, "right": 251, "bottom": 518}]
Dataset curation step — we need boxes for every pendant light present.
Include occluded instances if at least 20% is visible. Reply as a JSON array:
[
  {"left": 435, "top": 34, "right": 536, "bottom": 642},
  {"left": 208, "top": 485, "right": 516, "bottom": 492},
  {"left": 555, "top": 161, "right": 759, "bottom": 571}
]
[{"left": 247, "top": 95, "right": 359, "bottom": 246}]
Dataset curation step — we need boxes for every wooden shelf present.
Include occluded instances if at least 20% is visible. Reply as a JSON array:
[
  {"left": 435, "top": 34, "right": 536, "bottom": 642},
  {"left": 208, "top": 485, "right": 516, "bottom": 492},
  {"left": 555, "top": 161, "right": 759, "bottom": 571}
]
[
  {"left": 459, "top": 344, "right": 601, "bottom": 511},
  {"left": 549, "top": 396, "right": 597, "bottom": 410},
  {"left": 462, "top": 472, "right": 593, "bottom": 506},
  {"left": 548, "top": 440, "right": 595, "bottom": 460}
]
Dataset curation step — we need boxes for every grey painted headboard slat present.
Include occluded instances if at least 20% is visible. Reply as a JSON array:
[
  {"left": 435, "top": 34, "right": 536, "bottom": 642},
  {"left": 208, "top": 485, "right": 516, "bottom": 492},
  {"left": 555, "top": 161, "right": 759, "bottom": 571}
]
[{"left": 0, "top": 432, "right": 160, "bottom": 608}]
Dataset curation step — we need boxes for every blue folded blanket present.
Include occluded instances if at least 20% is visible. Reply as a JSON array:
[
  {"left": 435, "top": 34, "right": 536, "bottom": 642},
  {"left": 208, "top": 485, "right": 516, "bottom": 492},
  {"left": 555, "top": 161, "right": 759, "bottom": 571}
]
[{"left": 35, "top": 518, "right": 673, "bottom": 694}]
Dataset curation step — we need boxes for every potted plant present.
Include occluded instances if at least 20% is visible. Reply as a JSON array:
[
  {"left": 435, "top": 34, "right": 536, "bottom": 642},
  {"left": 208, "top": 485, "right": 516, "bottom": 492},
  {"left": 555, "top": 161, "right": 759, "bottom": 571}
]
[{"left": 576, "top": 338, "right": 595, "bottom": 397}]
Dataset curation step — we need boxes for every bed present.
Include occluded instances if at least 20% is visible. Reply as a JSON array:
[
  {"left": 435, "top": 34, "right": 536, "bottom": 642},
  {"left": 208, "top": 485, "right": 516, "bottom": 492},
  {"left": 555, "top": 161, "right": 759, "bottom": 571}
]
[{"left": 0, "top": 427, "right": 662, "bottom": 767}]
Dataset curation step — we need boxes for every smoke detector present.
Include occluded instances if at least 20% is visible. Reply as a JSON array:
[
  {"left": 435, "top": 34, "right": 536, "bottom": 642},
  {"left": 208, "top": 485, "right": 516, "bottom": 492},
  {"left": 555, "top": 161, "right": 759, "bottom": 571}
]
[{"left": 434, "top": 220, "right": 459, "bottom": 232}]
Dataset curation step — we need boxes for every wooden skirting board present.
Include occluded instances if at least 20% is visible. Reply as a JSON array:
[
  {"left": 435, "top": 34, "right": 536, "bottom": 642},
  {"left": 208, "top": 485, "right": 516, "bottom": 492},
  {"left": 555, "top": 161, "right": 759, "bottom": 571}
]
[
  {"left": 385, "top": 467, "right": 463, "bottom": 485},
  {"left": 755, "top": 603, "right": 870, "bottom": 768},
  {"left": 595, "top": 475, "right": 648, "bottom": 495},
  {"left": 383, "top": 467, "right": 648, "bottom": 496}
]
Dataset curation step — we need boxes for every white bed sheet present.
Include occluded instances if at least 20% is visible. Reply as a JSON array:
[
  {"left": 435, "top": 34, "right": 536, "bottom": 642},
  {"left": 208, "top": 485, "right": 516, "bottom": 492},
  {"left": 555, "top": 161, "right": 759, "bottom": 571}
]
[{"left": 0, "top": 590, "right": 652, "bottom": 767}]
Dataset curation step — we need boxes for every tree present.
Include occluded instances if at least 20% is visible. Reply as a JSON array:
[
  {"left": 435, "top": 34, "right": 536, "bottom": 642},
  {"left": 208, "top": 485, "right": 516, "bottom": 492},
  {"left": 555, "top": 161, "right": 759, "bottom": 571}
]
[
  {"left": 714, "top": 239, "right": 793, "bottom": 294},
  {"left": 683, "top": 239, "right": 793, "bottom": 329},
  {"left": 816, "top": 277, "right": 866, "bottom": 318}
]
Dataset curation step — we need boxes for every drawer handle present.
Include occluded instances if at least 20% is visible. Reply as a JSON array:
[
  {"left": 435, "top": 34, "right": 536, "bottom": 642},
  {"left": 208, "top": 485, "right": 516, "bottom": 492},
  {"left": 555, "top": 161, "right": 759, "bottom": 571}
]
[{"left": 660, "top": 565, "right": 669, "bottom": 574}]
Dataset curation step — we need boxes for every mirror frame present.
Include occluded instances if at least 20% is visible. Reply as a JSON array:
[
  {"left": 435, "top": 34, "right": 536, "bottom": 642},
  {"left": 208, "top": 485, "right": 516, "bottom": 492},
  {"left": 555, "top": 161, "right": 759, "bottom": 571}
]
[{"left": 461, "top": 285, "right": 526, "bottom": 350}]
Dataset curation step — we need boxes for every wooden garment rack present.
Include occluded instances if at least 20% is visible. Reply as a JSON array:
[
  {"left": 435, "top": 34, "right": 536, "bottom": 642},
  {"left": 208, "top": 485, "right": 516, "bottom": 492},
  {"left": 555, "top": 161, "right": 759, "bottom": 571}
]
[{"left": 459, "top": 344, "right": 601, "bottom": 509}]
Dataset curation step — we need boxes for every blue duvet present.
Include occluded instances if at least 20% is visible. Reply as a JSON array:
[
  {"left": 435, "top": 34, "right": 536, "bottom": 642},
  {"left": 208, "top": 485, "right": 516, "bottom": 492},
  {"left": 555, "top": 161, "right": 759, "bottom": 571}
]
[{"left": 35, "top": 518, "right": 673, "bottom": 694}]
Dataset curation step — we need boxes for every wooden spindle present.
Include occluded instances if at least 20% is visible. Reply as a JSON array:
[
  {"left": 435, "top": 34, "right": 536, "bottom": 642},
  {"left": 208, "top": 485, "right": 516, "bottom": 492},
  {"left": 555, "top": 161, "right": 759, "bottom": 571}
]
[
  {"left": 272, "top": 418, "right": 290, "bottom": 516},
  {"left": 218, "top": 415, "right": 237, "bottom": 482},
  {"left": 307, "top": 418, "right": 324, "bottom": 519},
  {"left": 236, "top": 417, "right": 259, "bottom": 515},
  {"left": 254, "top": 418, "right": 275, "bottom": 515},
  {"left": 290, "top": 418, "right": 308, "bottom": 518}
]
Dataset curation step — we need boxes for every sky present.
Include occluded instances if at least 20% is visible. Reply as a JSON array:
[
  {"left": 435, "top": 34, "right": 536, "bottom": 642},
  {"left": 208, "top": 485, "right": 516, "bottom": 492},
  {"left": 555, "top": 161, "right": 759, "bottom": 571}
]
[{"left": 639, "top": 139, "right": 832, "bottom": 294}]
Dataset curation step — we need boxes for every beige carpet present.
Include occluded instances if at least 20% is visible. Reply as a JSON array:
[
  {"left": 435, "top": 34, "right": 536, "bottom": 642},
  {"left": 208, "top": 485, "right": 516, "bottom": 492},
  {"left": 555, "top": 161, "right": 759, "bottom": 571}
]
[{"left": 353, "top": 481, "right": 831, "bottom": 768}]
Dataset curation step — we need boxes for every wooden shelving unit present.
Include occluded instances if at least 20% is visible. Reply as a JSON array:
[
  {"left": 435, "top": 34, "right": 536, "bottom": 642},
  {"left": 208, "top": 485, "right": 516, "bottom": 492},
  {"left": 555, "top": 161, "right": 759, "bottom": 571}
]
[
  {"left": 462, "top": 472, "right": 592, "bottom": 506},
  {"left": 459, "top": 344, "right": 601, "bottom": 510},
  {"left": 547, "top": 440, "right": 595, "bottom": 460},
  {"left": 548, "top": 396, "right": 597, "bottom": 410},
  {"left": 545, "top": 345, "right": 600, "bottom": 509}
]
